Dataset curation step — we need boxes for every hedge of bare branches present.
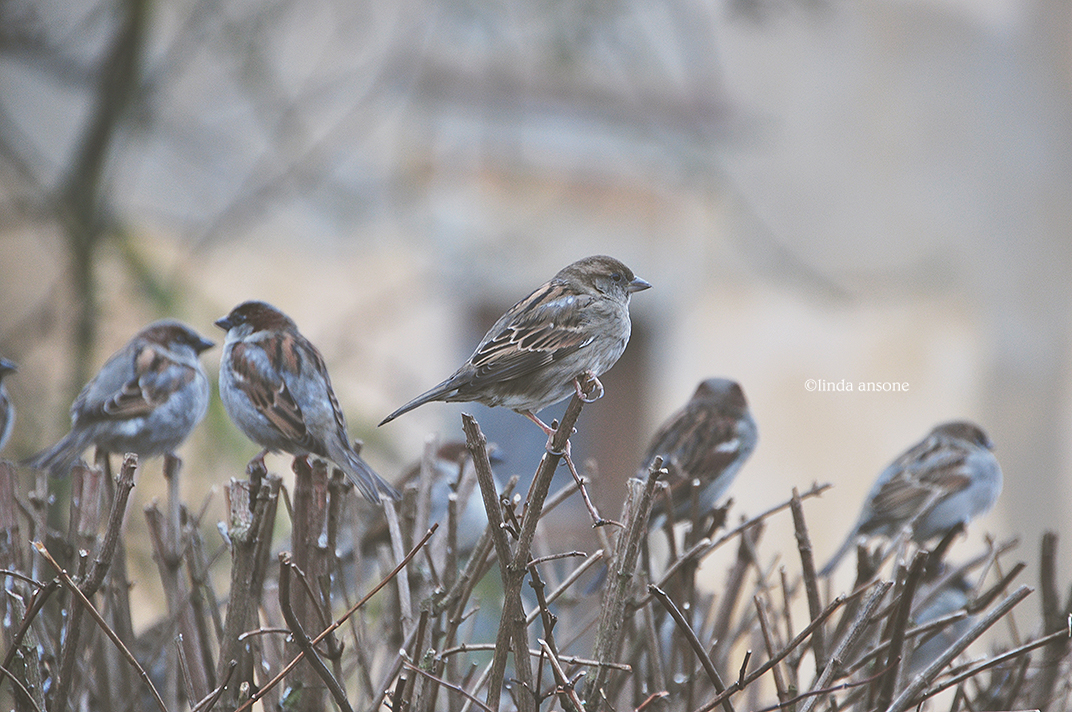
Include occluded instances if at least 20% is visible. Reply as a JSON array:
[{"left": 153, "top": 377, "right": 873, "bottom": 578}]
[{"left": 0, "top": 384, "right": 1069, "bottom": 712}]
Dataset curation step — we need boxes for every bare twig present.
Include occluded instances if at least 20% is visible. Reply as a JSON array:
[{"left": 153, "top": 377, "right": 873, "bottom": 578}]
[
  {"left": 789, "top": 488, "right": 825, "bottom": 676},
  {"left": 402, "top": 661, "right": 496, "bottom": 712},
  {"left": 798, "top": 580, "right": 893, "bottom": 712},
  {"left": 538, "top": 639, "right": 585, "bottom": 712},
  {"left": 236, "top": 524, "right": 439, "bottom": 712},
  {"left": 279, "top": 554, "right": 353, "bottom": 712},
  {"left": 698, "top": 592, "right": 858, "bottom": 712},
  {"left": 35, "top": 541, "right": 168, "bottom": 712},
  {"left": 586, "top": 460, "right": 664, "bottom": 711},
  {"left": 633, "top": 484, "right": 832, "bottom": 610},
  {"left": 649, "top": 584, "right": 734, "bottom": 712},
  {"left": 53, "top": 454, "right": 137, "bottom": 712},
  {"left": 886, "top": 584, "right": 1034, "bottom": 712},
  {"left": 524, "top": 549, "right": 604, "bottom": 625},
  {"left": 1031, "top": 531, "right": 1071, "bottom": 709},
  {"left": 710, "top": 523, "right": 763, "bottom": 670},
  {"left": 922, "top": 625, "right": 1071, "bottom": 700},
  {"left": 755, "top": 595, "right": 790, "bottom": 705},
  {"left": 876, "top": 550, "right": 928, "bottom": 710}
]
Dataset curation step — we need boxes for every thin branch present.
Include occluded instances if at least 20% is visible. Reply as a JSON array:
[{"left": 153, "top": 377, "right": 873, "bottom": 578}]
[
  {"left": 235, "top": 523, "right": 439, "bottom": 712},
  {"left": 279, "top": 554, "right": 353, "bottom": 712},
  {"left": 586, "top": 460, "right": 665, "bottom": 710},
  {"left": 886, "top": 584, "right": 1034, "bottom": 712},
  {"left": 798, "top": 580, "right": 893, "bottom": 712},
  {"left": 922, "top": 626, "right": 1071, "bottom": 699},
  {"left": 789, "top": 487, "right": 825, "bottom": 675},
  {"left": 35, "top": 541, "right": 169, "bottom": 712},
  {"left": 649, "top": 584, "right": 733, "bottom": 712},
  {"left": 402, "top": 662, "right": 496, "bottom": 712}
]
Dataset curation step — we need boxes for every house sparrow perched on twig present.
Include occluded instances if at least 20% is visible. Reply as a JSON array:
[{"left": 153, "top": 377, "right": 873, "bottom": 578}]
[
  {"left": 215, "top": 301, "right": 399, "bottom": 504},
  {"left": 379, "top": 255, "right": 651, "bottom": 438},
  {"left": 820, "top": 421, "right": 1002, "bottom": 576},
  {"left": 0, "top": 358, "right": 16, "bottom": 453},
  {"left": 360, "top": 441, "right": 498, "bottom": 558},
  {"left": 644, "top": 378, "right": 757, "bottom": 529},
  {"left": 24, "top": 321, "right": 214, "bottom": 475}
]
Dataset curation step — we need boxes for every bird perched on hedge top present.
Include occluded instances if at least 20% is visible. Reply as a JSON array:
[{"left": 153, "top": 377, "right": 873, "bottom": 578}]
[
  {"left": 379, "top": 255, "right": 651, "bottom": 435},
  {"left": 24, "top": 321, "right": 214, "bottom": 475},
  {"left": 215, "top": 300, "right": 399, "bottom": 504},
  {"left": 820, "top": 420, "right": 1002, "bottom": 576},
  {"left": 0, "top": 358, "right": 16, "bottom": 453},
  {"left": 360, "top": 441, "right": 500, "bottom": 558},
  {"left": 643, "top": 378, "right": 757, "bottom": 530}
]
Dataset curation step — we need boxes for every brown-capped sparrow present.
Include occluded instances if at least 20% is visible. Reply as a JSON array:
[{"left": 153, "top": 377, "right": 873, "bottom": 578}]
[
  {"left": 379, "top": 255, "right": 651, "bottom": 435},
  {"left": 360, "top": 441, "right": 498, "bottom": 557},
  {"left": 0, "top": 358, "right": 16, "bottom": 453},
  {"left": 24, "top": 321, "right": 214, "bottom": 475},
  {"left": 820, "top": 421, "right": 1002, "bottom": 576},
  {"left": 644, "top": 378, "right": 757, "bottom": 529},
  {"left": 215, "top": 301, "right": 399, "bottom": 504}
]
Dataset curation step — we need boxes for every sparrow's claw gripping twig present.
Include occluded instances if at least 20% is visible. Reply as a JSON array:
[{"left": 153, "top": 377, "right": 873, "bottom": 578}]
[{"left": 575, "top": 372, "right": 604, "bottom": 403}]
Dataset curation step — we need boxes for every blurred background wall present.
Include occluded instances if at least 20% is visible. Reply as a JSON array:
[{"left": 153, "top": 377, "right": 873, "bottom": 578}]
[{"left": 1, "top": 0, "right": 1069, "bottom": 615}]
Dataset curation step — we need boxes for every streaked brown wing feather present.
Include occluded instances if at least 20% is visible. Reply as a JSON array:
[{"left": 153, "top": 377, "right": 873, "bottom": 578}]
[
  {"left": 465, "top": 283, "right": 595, "bottom": 388},
  {"left": 231, "top": 342, "right": 309, "bottom": 446},
  {"left": 871, "top": 437, "right": 973, "bottom": 521},
  {"left": 302, "top": 339, "right": 350, "bottom": 442},
  {"left": 646, "top": 404, "right": 739, "bottom": 505},
  {"left": 96, "top": 343, "right": 196, "bottom": 419}
]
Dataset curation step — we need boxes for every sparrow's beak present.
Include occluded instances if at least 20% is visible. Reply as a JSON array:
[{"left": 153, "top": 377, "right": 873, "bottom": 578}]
[
  {"left": 194, "top": 336, "right": 216, "bottom": 354},
  {"left": 628, "top": 276, "right": 652, "bottom": 293},
  {"left": 214, "top": 316, "right": 234, "bottom": 331}
]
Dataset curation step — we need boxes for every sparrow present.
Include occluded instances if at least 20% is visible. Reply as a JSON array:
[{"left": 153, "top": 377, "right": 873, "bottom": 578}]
[
  {"left": 0, "top": 358, "right": 16, "bottom": 453},
  {"left": 906, "top": 573, "right": 974, "bottom": 677},
  {"left": 215, "top": 300, "right": 399, "bottom": 504},
  {"left": 644, "top": 378, "right": 757, "bottom": 529},
  {"left": 379, "top": 255, "right": 651, "bottom": 435},
  {"left": 24, "top": 321, "right": 214, "bottom": 475},
  {"left": 819, "top": 421, "right": 1002, "bottom": 576},
  {"left": 360, "top": 441, "right": 499, "bottom": 557}
]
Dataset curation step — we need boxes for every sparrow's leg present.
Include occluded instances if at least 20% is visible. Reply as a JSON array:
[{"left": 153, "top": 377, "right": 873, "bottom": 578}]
[
  {"left": 521, "top": 410, "right": 616, "bottom": 528},
  {"left": 574, "top": 371, "right": 604, "bottom": 403},
  {"left": 246, "top": 449, "right": 270, "bottom": 477},
  {"left": 521, "top": 411, "right": 572, "bottom": 456}
]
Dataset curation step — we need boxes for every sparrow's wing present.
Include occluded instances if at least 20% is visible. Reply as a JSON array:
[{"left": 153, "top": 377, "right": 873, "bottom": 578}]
[
  {"left": 297, "top": 336, "right": 352, "bottom": 445},
  {"left": 464, "top": 282, "right": 597, "bottom": 388},
  {"left": 228, "top": 340, "right": 314, "bottom": 450},
  {"left": 868, "top": 438, "right": 973, "bottom": 526},
  {"left": 650, "top": 407, "right": 751, "bottom": 524},
  {"left": 648, "top": 405, "right": 742, "bottom": 490},
  {"left": 78, "top": 341, "right": 198, "bottom": 422}
]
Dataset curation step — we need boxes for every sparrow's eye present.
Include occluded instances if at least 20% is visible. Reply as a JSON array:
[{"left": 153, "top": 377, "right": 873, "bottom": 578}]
[{"left": 610, "top": 273, "right": 622, "bottom": 282}]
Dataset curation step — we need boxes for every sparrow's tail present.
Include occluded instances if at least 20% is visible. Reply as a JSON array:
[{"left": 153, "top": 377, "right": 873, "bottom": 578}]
[
  {"left": 818, "top": 530, "right": 859, "bottom": 577},
  {"left": 23, "top": 430, "right": 91, "bottom": 477},
  {"left": 378, "top": 376, "right": 461, "bottom": 427},
  {"left": 342, "top": 448, "right": 401, "bottom": 504}
]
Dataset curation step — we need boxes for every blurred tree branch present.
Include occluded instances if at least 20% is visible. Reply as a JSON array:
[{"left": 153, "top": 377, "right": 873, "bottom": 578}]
[{"left": 57, "top": 0, "right": 148, "bottom": 390}]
